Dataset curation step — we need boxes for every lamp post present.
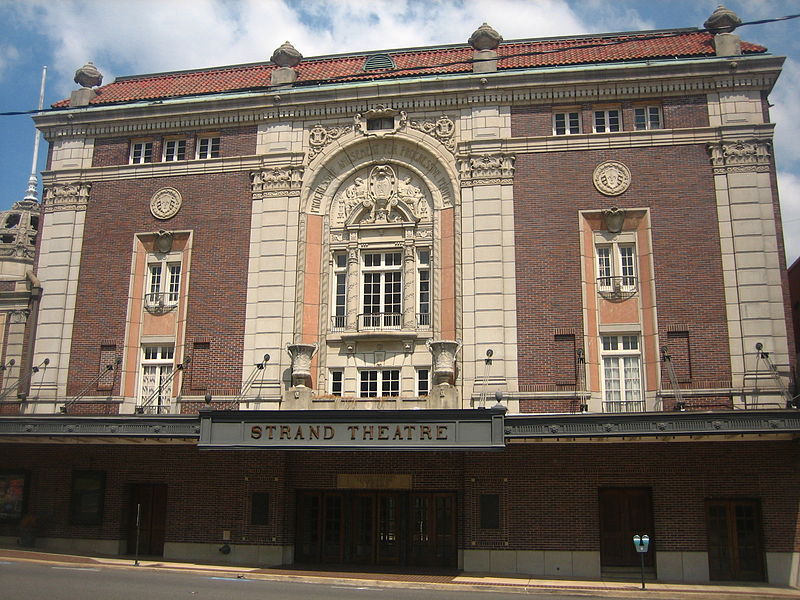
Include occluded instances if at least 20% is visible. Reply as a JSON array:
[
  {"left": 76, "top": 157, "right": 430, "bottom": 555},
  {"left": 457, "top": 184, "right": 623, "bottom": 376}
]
[{"left": 632, "top": 534, "right": 650, "bottom": 589}]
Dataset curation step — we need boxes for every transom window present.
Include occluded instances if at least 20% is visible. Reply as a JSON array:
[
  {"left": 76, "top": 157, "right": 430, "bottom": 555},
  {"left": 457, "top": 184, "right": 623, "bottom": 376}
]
[
  {"left": 130, "top": 141, "right": 153, "bottom": 164},
  {"left": 362, "top": 251, "right": 402, "bottom": 330},
  {"left": 593, "top": 109, "right": 620, "bottom": 133},
  {"left": 163, "top": 139, "right": 186, "bottom": 161},
  {"left": 360, "top": 369, "right": 400, "bottom": 398},
  {"left": 601, "top": 335, "right": 643, "bottom": 413},
  {"left": 196, "top": 136, "right": 220, "bottom": 159},
  {"left": 634, "top": 106, "right": 662, "bottom": 130},
  {"left": 553, "top": 111, "right": 581, "bottom": 135}
]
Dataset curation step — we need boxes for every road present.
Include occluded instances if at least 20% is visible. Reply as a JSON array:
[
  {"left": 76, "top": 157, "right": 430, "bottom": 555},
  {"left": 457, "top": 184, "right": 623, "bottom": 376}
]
[{"left": 0, "top": 559, "right": 649, "bottom": 600}]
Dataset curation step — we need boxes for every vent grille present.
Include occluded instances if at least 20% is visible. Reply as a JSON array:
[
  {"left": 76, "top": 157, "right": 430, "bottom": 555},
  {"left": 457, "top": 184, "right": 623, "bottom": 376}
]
[{"left": 363, "top": 54, "right": 395, "bottom": 71}]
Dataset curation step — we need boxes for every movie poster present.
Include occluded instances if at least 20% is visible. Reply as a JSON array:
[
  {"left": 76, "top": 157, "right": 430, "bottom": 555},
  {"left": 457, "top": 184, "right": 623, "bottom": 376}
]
[{"left": 0, "top": 472, "right": 27, "bottom": 523}]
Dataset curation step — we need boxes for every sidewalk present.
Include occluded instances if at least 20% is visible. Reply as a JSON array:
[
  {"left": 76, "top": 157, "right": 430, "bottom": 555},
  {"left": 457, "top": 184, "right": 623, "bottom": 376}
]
[{"left": 1, "top": 546, "right": 798, "bottom": 599}]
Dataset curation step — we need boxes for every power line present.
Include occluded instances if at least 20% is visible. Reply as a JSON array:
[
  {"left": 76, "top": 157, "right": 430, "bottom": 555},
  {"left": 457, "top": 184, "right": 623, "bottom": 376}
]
[{"left": 0, "top": 12, "right": 798, "bottom": 117}]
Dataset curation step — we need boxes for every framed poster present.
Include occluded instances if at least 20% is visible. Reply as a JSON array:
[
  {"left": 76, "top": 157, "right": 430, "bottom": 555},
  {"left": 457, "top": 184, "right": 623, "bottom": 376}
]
[{"left": 0, "top": 471, "right": 28, "bottom": 523}]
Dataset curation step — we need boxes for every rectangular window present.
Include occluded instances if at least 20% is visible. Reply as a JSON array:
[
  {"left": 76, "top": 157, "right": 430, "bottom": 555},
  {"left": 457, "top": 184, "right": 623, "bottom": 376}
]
[
  {"left": 479, "top": 494, "right": 500, "bottom": 529},
  {"left": 553, "top": 111, "right": 580, "bottom": 135},
  {"left": 360, "top": 370, "right": 400, "bottom": 398},
  {"left": 146, "top": 259, "right": 181, "bottom": 309},
  {"left": 596, "top": 243, "right": 637, "bottom": 292},
  {"left": 601, "top": 335, "right": 643, "bottom": 413},
  {"left": 416, "top": 369, "right": 429, "bottom": 397},
  {"left": 593, "top": 109, "right": 620, "bottom": 133},
  {"left": 140, "top": 345, "right": 175, "bottom": 413},
  {"left": 331, "top": 253, "right": 347, "bottom": 331},
  {"left": 130, "top": 141, "right": 153, "bottom": 164},
  {"left": 330, "top": 370, "right": 343, "bottom": 396},
  {"left": 362, "top": 251, "right": 402, "bottom": 330},
  {"left": 634, "top": 106, "right": 662, "bottom": 130},
  {"left": 196, "top": 136, "right": 220, "bottom": 159},
  {"left": 418, "top": 249, "right": 430, "bottom": 327},
  {"left": 251, "top": 492, "right": 269, "bottom": 526},
  {"left": 163, "top": 139, "right": 186, "bottom": 161},
  {"left": 70, "top": 471, "right": 106, "bottom": 525}
]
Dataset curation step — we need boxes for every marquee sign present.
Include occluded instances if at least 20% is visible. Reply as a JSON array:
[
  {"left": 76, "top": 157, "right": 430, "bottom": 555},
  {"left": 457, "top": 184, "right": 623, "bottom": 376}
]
[{"left": 198, "top": 408, "right": 506, "bottom": 450}]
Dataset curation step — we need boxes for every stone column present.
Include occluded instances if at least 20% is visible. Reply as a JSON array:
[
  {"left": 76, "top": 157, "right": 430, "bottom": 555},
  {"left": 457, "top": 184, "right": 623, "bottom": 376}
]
[
  {"left": 346, "top": 245, "right": 360, "bottom": 330},
  {"left": 402, "top": 240, "right": 416, "bottom": 329}
]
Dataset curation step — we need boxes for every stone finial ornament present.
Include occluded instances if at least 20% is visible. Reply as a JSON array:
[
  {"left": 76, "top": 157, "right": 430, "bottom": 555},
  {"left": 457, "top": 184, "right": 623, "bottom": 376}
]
[
  {"left": 468, "top": 23, "right": 503, "bottom": 51},
  {"left": 704, "top": 5, "right": 742, "bottom": 34},
  {"left": 74, "top": 62, "right": 103, "bottom": 88},
  {"left": 271, "top": 41, "right": 303, "bottom": 68}
]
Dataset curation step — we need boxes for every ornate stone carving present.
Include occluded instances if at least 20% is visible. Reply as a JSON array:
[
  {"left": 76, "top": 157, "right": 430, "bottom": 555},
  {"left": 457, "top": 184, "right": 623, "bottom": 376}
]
[
  {"left": 74, "top": 62, "right": 103, "bottom": 88},
  {"left": 150, "top": 187, "right": 183, "bottom": 220},
  {"left": 704, "top": 5, "right": 741, "bottom": 34},
  {"left": 286, "top": 343, "right": 318, "bottom": 387},
  {"left": 336, "top": 165, "right": 428, "bottom": 226},
  {"left": 592, "top": 161, "right": 631, "bottom": 196},
  {"left": 406, "top": 115, "right": 456, "bottom": 154},
  {"left": 308, "top": 123, "right": 353, "bottom": 160},
  {"left": 458, "top": 153, "right": 515, "bottom": 187},
  {"left": 707, "top": 139, "right": 772, "bottom": 173},
  {"left": 271, "top": 41, "right": 302, "bottom": 68},
  {"left": 468, "top": 23, "right": 503, "bottom": 51},
  {"left": 9, "top": 309, "right": 29, "bottom": 324},
  {"left": 427, "top": 340, "right": 462, "bottom": 386},
  {"left": 251, "top": 166, "right": 304, "bottom": 198},
  {"left": 42, "top": 182, "right": 91, "bottom": 213}
]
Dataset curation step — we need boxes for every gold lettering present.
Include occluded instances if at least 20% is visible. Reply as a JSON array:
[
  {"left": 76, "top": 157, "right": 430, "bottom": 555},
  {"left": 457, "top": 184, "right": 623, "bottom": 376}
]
[
  {"left": 324, "top": 425, "right": 335, "bottom": 440},
  {"left": 251, "top": 425, "right": 262, "bottom": 440},
  {"left": 362, "top": 425, "right": 374, "bottom": 440},
  {"left": 309, "top": 425, "right": 320, "bottom": 440},
  {"left": 266, "top": 425, "right": 276, "bottom": 439},
  {"left": 280, "top": 425, "right": 291, "bottom": 440},
  {"left": 436, "top": 425, "right": 448, "bottom": 440},
  {"left": 294, "top": 426, "right": 305, "bottom": 440},
  {"left": 393, "top": 426, "right": 404, "bottom": 440},
  {"left": 378, "top": 425, "right": 389, "bottom": 440},
  {"left": 421, "top": 425, "right": 432, "bottom": 440}
]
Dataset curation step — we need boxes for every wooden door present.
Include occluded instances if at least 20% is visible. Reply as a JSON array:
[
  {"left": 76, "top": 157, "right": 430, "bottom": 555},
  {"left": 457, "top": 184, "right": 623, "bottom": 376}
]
[
  {"left": 598, "top": 487, "right": 654, "bottom": 567},
  {"left": 126, "top": 484, "right": 167, "bottom": 556},
  {"left": 706, "top": 499, "right": 764, "bottom": 581}
]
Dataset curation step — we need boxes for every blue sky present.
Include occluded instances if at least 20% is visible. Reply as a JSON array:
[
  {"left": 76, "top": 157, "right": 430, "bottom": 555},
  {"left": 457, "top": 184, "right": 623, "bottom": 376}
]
[{"left": 0, "top": 0, "right": 798, "bottom": 263}]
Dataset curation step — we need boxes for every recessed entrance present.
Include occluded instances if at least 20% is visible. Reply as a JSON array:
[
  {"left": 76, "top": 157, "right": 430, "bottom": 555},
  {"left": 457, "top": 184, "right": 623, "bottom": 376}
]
[
  {"left": 598, "top": 487, "right": 655, "bottom": 573},
  {"left": 295, "top": 490, "right": 456, "bottom": 567},
  {"left": 706, "top": 499, "right": 765, "bottom": 581},
  {"left": 126, "top": 483, "right": 168, "bottom": 556}
]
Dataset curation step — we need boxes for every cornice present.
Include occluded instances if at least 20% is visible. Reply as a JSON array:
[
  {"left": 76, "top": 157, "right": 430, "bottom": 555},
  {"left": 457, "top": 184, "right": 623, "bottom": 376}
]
[
  {"left": 0, "top": 415, "right": 200, "bottom": 439},
  {"left": 35, "top": 55, "right": 783, "bottom": 140}
]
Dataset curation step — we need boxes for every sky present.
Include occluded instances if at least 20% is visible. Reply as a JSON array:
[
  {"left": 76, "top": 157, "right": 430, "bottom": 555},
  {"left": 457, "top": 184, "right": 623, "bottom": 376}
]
[{"left": 0, "top": 0, "right": 797, "bottom": 264}]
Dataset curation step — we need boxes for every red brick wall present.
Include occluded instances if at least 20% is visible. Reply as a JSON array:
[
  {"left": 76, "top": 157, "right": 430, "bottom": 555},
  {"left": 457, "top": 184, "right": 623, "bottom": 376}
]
[
  {"left": 91, "top": 126, "right": 258, "bottom": 167},
  {"left": 511, "top": 96, "right": 709, "bottom": 137},
  {"left": 0, "top": 440, "right": 796, "bottom": 553},
  {"left": 513, "top": 144, "right": 729, "bottom": 393},
  {"left": 66, "top": 172, "right": 252, "bottom": 402}
]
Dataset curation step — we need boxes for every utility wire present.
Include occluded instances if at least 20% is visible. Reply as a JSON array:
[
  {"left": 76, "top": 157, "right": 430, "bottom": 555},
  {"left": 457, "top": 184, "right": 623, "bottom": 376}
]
[{"left": 0, "top": 12, "right": 798, "bottom": 117}]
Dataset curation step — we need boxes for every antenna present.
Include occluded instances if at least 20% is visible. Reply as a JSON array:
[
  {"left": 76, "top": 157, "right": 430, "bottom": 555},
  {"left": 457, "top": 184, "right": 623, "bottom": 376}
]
[{"left": 22, "top": 66, "right": 47, "bottom": 204}]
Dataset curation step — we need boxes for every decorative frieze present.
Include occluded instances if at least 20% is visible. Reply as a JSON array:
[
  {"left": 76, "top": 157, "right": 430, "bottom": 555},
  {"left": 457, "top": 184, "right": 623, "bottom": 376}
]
[
  {"left": 406, "top": 114, "right": 456, "bottom": 154},
  {"left": 457, "top": 153, "right": 515, "bottom": 187},
  {"left": 251, "top": 166, "right": 304, "bottom": 198},
  {"left": 308, "top": 124, "right": 353, "bottom": 160},
  {"left": 707, "top": 139, "right": 772, "bottom": 174},
  {"left": 42, "top": 182, "right": 91, "bottom": 213}
]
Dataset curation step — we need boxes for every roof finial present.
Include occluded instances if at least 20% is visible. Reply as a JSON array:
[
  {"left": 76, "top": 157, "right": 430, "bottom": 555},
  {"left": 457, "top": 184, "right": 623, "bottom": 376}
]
[
  {"left": 270, "top": 42, "right": 302, "bottom": 86},
  {"left": 70, "top": 61, "right": 104, "bottom": 107},
  {"left": 704, "top": 5, "right": 742, "bottom": 34}
]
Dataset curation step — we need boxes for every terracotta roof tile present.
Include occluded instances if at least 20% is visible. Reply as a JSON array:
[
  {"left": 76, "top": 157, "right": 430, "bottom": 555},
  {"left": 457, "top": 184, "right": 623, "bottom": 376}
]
[{"left": 53, "top": 30, "right": 766, "bottom": 107}]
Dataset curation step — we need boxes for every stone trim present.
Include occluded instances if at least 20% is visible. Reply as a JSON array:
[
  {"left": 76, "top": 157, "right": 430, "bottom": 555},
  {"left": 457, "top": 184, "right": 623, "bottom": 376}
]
[
  {"left": 0, "top": 416, "right": 200, "bottom": 438},
  {"left": 308, "top": 124, "right": 353, "bottom": 160},
  {"left": 405, "top": 115, "right": 456, "bottom": 155},
  {"left": 707, "top": 138, "right": 772, "bottom": 173},
  {"left": 250, "top": 166, "right": 305, "bottom": 198},
  {"left": 457, "top": 153, "right": 515, "bottom": 187},
  {"left": 42, "top": 183, "right": 91, "bottom": 213}
]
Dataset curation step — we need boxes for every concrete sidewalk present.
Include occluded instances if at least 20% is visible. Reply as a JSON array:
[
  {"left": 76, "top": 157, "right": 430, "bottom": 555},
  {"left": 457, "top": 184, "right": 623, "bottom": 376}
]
[{"left": 1, "top": 547, "right": 798, "bottom": 599}]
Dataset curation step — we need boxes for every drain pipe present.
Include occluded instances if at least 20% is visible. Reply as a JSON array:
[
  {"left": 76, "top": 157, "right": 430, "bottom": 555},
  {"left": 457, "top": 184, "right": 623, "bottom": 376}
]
[{"left": 18, "top": 270, "right": 42, "bottom": 399}]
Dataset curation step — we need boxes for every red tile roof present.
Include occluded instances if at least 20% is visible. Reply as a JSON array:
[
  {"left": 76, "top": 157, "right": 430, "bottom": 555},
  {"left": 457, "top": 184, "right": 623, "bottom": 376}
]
[{"left": 54, "top": 30, "right": 766, "bottom": 107}]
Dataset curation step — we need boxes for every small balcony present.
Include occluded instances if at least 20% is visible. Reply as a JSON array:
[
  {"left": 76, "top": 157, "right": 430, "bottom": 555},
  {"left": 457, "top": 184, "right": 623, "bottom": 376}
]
[
  {"left": 144, "top": 292, "right": 178, "bottom": 315},
  {"left": 597, "top": 276, "right": 637, "bottom": 302},
  {"left": 329, "top": 311, "right": 432, "bottom": 341}
]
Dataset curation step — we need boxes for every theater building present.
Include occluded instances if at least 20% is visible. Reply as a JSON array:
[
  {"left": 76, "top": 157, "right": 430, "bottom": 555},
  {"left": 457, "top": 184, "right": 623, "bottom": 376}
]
[{"left": 1, "top": 5, "right": 799, "bottom": 587}]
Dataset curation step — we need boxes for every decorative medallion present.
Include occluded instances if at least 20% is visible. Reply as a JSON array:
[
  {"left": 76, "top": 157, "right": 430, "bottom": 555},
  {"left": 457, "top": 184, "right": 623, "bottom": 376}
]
[
  {"left": 406, "top": 115, "right": 456, "bottom": 154},
  {"left": 308, "top": 124, "right": 353, "bottom": 160},
  {"left": 150, "top": 187, "right": 182, "bottom": 220},
  {"left": 592, "top": 161, "right": 631, "bottom": 196},
  {"left": 335, "top": 165, "right": 428, "bottom": 226}
]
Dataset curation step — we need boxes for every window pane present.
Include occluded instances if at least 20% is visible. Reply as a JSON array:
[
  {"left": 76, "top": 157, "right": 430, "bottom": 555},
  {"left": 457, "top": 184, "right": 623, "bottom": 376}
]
[
  {"left": 608, "top": 110, "right": 620, "bottom": 131},
  {"left": 623, "top": 356, "right": 642, "bottom": 403},
  {"left": 360, "top": 371, "right": 378, "bottom": 397},
  {"left": 331, "top": 371, "right": 343, "bottom": 396},
  {"left": 634, "top": 107, "right": 647, "bottom": 130},
  {"left": 149, "top": 264, "right": 162, "bottom": 295},
  {"left": 568, "top": 112, "right": 580, "bottom": 133},
  {"left": 251, "top": 492, "right": 269, "bottom": 526},
  {"left": 168, "top": 264, "right": 181, "bottom": 302},
  {"left": 597, "top": 247, "right": 612, "bottom": 286},
  {"left": 417, "top": 369, "right": 429, "bottom": 396},
  {"left": 648, "top": 106, "right": 661, "bottom": 128},
  {"left": 382, "top": 370, "right": 400, "bottom": 396},
  {"left": 594, "top": 111, "right": 606, "bottom": 132},
  {"left": 479, "top": 494, "right": 500, "bottom": 529},
  {"left": 554, "top": 113, "right": 566, "bottom": 135},
  {"left": 70, "top": 471, "right": 105, "bottom": 525}
]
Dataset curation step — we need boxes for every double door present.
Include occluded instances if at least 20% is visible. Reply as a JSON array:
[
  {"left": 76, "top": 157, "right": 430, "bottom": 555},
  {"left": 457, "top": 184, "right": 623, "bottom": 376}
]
[
  {"left": 706, "top": 499, "right": 764, "bottom": 581},
  {"left": 296, "top": 490, "right": 456, "bottom": 567}
]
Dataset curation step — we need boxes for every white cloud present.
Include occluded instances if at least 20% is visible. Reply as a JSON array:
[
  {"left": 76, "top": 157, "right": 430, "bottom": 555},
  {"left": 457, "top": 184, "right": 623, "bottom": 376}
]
[
  {"left": 0, "top": 44, "right": 19, "bottom": 79},
  {"left": 778, "top": 171, "right": 800, "bottom": 266},
  {"left": 771, "top": 58, "right": 800, "bottom": 173},
  {"left": 6, "top": 0, "right": 657, "bottom": 97}
]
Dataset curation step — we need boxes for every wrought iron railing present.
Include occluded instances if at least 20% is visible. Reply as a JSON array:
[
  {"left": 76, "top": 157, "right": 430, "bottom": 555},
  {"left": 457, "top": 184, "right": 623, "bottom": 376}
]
[
  {"left": 597, "top": 276, "right": 637, "bottom": 301},
  {"left": 360, "top": 312, "right": 402, "bottom": 331},
  {"left": 144, "top": 292, "right": 178, "bottom": 314}
]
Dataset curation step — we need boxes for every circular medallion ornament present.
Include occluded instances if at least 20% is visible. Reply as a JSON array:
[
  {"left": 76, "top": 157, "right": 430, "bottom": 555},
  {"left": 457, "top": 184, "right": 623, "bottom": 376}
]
[
  {"left": 592, "top": 161, "right": 631, "bottom": 196},
  {"left": 150, "top": 188, "right": 182, "bottom": 219}
]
